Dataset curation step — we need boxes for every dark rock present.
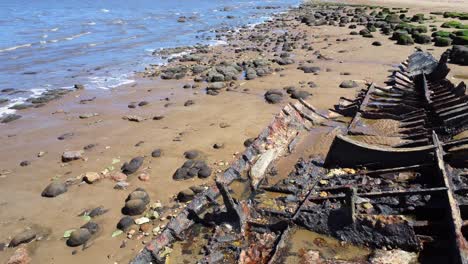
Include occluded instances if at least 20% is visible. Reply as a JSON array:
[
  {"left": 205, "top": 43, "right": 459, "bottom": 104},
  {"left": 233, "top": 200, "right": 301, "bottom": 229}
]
[
  {"left": 9, "top": 230, "right": 36, "bottom": 247},
  {"left": 244, "top": 138, "right": 256, "bottom": 147},
  {"left": 66, "top": 228, "right": 91, "bottom": 247},
  {"left": 81, "top": 222, "right": 99, "bottom": 235},
  {"left": 184, "top": 150, "right": 199, "bottom": 159},
  {"left": 74, "top": 84, "right": 85, "bottom": 90},
  {"left": 19, "top": 161, "right": 30, "bottom": 167},
  {"left": 413, "top": 34, "right": 431, "bottom": 44},
  {"left": 434, "top": 36, "right": 452, "bottom": 47},
  {"left": 0, "top": 114, "right": 22, "bottom": 124},
  {"left": 298, "top": 66, "right": 321, "bottom": 73},
  {"left": 122, "top": 199, "right": 147, "bottom": 215},
  {"left": 290, "top": 90, "right": 311, "bottom": 100},
  {"left": 177, "top": 189, "right": 195, "bottom": 202},
  {"left": 128, "top": 103, "right": 137, "bottom": 109},
  {"left": 41, "top": 182, "right": 67, "bottom": 197},
  {"left": 138, "top": 101, "right": 149, "bottom": 107},
  {"left": 173, "top": 160, "right": 211, "bottom": 180},
  {"left": 57, "top": 132, "right": 74, "bottom": 140},
  {"left": 61, "top": 150, "right": 83, "bottom": 162},
  {"left": 121, "top": 156, "right": 144, "bottom": 175},
  {"left": 213, "top": 143, "right": 224, "bottom": 149},
  {"left": 9, "top": 103, "right": 32, "bottom": 110},
  {"left": 88, "top": 206, "right": 108, "bottom": 217},
  {"left": 83, "top": 144, "right": 97, "bottom": 151},
  {"left": 449, "top": 45, "right": 468, "bottom": 65},
  {"left": 153, "top": 115, "right": 165, "bottom": 120},
  {"left": 372, "top": 41, "right": 382, "bottom": 46},
  {"left": 184, "top": 100, "right": 195, "bottom": 107},
  {"left": 264, "top": 89, "right": 283, "bottom": 104},
  {"left": 126, "top": 189, "right": 150, "bottom": 204},
  {"left": 117, "top": 216, "right": 134, "bottom": 231},
  {"left": 339, "top": 80, "right": 359, "bottom": 88},
  {"left": 151, "top": 149, "right": 162, "bottom": 158}
]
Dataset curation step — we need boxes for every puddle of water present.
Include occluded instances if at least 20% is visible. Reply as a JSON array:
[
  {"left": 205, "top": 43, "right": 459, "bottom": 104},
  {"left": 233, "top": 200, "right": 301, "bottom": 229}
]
[{"left": 284, "top": 228, "right": 371, "bottom": 263}]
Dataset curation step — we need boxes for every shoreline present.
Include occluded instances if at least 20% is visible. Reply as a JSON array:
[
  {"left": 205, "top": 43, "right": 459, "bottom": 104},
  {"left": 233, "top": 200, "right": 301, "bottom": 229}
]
[{"left": 1, "top": 0, "right": 468, "bottom": 263}]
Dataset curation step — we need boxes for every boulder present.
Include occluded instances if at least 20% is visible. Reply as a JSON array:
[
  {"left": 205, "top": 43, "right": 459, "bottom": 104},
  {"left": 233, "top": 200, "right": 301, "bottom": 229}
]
[
  {"left": 264, "top": 89, "right": 283, "bottom": 104},
  {"left": 117, "top": 216, "right": 135, "bottom": 231},
  {"left": 122, "top": 199, "right": 147, "bottom": 215},
  {"left": 1, "top": 114, "right": 22, "bottom": 124},
  {"left": 450, "top": 45, "right": 468, "bottom": 65},
  {"left": 339, "top": 80, "right": 359, "bottom": 88}
]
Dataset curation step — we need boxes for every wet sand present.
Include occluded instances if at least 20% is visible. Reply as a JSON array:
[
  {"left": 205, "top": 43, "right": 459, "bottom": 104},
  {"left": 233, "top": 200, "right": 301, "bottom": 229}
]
[{"left": 1, "top": 0, "right": 468, "bottom": 263}]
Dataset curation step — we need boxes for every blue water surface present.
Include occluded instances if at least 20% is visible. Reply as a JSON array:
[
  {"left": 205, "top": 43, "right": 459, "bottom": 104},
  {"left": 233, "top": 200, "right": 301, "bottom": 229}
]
[{"left": 0, "top": 0, "right": 300, "bottom": 110}]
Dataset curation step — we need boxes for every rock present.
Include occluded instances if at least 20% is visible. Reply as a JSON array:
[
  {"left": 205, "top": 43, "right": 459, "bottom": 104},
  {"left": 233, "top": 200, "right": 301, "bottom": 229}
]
[
  {"left": 177, "top": 189, "right": 195, "bottom": 202},
  {"left": 219, "top": 122, "right": 230, "bottom": 128},
  {"left": 110, "top": 171, "right": 127, "bottom": 182},
  {"left": 434, "top": 36, "right": 452, "bottom": 47},
  {"left": 290, "top": 90, "right": 311, "bottom": 100},
  {"left": 138, "top": 101, "right": 149, "bottom": 107},
  {"left": 151, "top": 149, "right": 162, "bottom": 158},
  {"left": 114, "top": 181, "right": 130, "bottom": 190},
  {"left": 88, "top": 206, "right": 108, "bottom": 217},
  {"left": 396, "top": 33, "right": 414, "bottom": 45},
  {"left": 1, "top": 114, "right": 22, "bottom": 124},
  {"left": 83, "top": 144, "right": 97, "bottom": 150},
  {"left": 339, "top": 80, "right": 359, "bottom": 88},
  {"left": 123, "top": 199, "right": 147, "bottom": 215},
  {"left": 372, "top": 41, "right": 382, "bottom": 46},
  {"left": 184, "top": 150, "right": 199, "bottom": 159},
  {"left": 74, "top": 84, "right": 85, "bottom": 90},
  {"left": 413, "top": 34, "right": 431, "bottom": 44},
  {"left": 264, "top": 89, "right": 283, "bottom": 104},
  {"left": 83, "top": 172, "right": 101, "bottom": 184},
  {"left": 126, "top": 189, "right": 150, "bottom": 204},
  {"left": 6, "top": 247, "right": 31, "bottom": 264},
  {"left": 140, "top": 223, "right": 152, "bottom": 232},
  {"left": 207, "top": 82, "right": 225, "bottom": 90},
  {"left": 135, "top": 217, "right": 150, "bottom": 225},
  {"left": 184, "top": 100, "right": 194, "bottom": 107},
  {"left": 138, "top": 172, "right": 150, "bottom": 181},
  {"left": 449, "top": 45, "right": 468, "bottom": 65},
  {"left": 62, "top": 150, "right": 83, "bottom": 162},
  {"left": 81, "top": 221, "right": 99, "bottom": 235},
  {"left": 57, "top": 132, "right": 74, "bottom": 140},
  {"left": 123, "top": 115, "right": 145, "bottom": 122},
  {"left": 213, "top": 143, "right": 224, "bottom": 149},
  {"left": 41, "top": 182, "right": 67, "bottom": 197},
  {"left": 153, "top": 115, "right": 164, "bottom": 120},
  {"left": 9, "top": 230, "right": 36, "bottom": 247},
  {"left": 117, "top": 216, "right": 134, "bottom": 231},
  {"left": 121, "top": 156, "right": 144, "bottom": 175},
  {"left": 79, "top": 113, "right": 99, "bottom": 119},
  {"left": 66, "top": 228, "right": 91, "bottom": 247},
  {"left": 19, "top": 161, "right": 30, "bottom": 167},
  {"left": 298, "top": 66, "right": 321, "bottom": 73},
  {"left": 369, "top": 249, "right": 418, "bottom": 264},
  {"left": 173, "top": 160, "right": 211, "bottom": 180},
  {"left": 244, "top": 138, "right": 256, "bottom": 147}
]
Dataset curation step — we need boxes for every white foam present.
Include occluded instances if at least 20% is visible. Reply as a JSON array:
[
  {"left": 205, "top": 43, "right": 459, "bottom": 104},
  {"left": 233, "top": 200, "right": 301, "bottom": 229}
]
[
  {"left": 0, "top": 43, "right": 32, "bottom": 53},
  {"left": 88, "top": 74, "right": 135, "bottom": 90},
  {"left": 50, "top": 27, "right": 59, "bottom": 32},
  {"left": 101, "top": 9, "right": 110, "bottom": 13},
  {"left": 64, "top": 32, "right": 91, "bottom": 41}
]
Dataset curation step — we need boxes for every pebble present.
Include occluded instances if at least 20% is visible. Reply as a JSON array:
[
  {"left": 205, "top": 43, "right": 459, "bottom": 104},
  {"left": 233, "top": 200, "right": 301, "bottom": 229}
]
[
  {"left": 117, "top": 216, "right": 135, "bottom": 231},
  {"left": 213, "top": 143, "right": 224, "bottom": 149},
  {"left": 114, "top": 181, "right": 130, "bottom": 190},
  {"left": 62, "top": 150, "right": 84, "bottom": 162},
  {"left": 138, "top": 173, "right": 150, "bottom": 182},
  {"left": 184, "top": 150, "right": 199, "bottom": 160},
  {"left": 110, "top": 171, "right": 127, "bottom": 182},
  {"left": 219, "top": 122, "right": 230, "bottom": 128},
  {"left": 123, "top": 115, "right": 145, "bottom": 122},
  {"left": 19, "top": 161, "right": 30, "bottom": 167},
  {"left": 339, "top": 80, "right": 359, "bottom": 88},
  {"left": 37, "top": 152, "right": 46, "bottom": 157},
  {"left": 135, "top": 217, "right": 150, "bottom": 225},
  {"left": 123, "top": 199, "right": 147, "bottom": 215},
  {"left": 83, "top": 172, "right": 101, "bottom": 184},
  {"left": 151, "top": 149, "right": 162, "bottom": 158},
  {"left": 121, "top": 156, "right": 144, "bottom": 175}
]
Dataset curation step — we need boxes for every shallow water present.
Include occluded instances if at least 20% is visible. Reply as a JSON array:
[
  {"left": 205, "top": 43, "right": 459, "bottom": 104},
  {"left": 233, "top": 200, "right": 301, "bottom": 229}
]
[{"left": 0, "top": 0, "right": 300, "bottom": 115}]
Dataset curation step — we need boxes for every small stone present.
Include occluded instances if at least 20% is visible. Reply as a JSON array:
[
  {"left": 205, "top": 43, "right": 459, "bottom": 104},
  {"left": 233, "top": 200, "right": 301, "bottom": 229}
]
[
  {"left": 123, "top": 115, "right": 145, "bottom": 122},
  {"left": 362, "top": 203, "right": 373, "bottom": 209},
  {"left": 184, "top": 100, "right": 194, "bottom": 107},
  {"left": 372, "top": 41, "right": 382, "bottom": 46},
  {"left": 57, "top": 132, "right": 74, "bottom": 140},
  {"left": 114, "top": 181, "right": 130, "bottom": 190},
  {"left": 135, "top": 217, "right": 150, "bottom": 225},
  {"left": 138, "top": 173, "right": 150, "bottom": 182},
  {"left": 138, "top": 101, "right": 149, "bottom": 107},
  {"left": 140, "top": 223, "right": 152, "bottom": 233},
  {"left": 83, "top": 172, "right": 101, "bottom": 184},
  {"left": 177, "top": 189, "right": 195, "bottom": 202},
  {"left": 213, "top": 143, "right": 224, "bottom": 149},
  {"left": 184, "top": 150, "right": 199, "bottom": 160},
  {"left": 151, "top": 149, "right": 162, "bottom": 158},
  {"left": 339, "top": 80, "right": 359, "bottom": 88},
  {"left": 37, "top": 152, "right": 46, "bottom": 157},
  {"left": 19, "top": 161, "right": 30, "bottom": 167},
  {"left": 117, "top": 216, "right": 134, "bottom": 231},
  {"left": 66, "top": 228, "right": 91, "bottom": 247},
  {"left": 110, "top": 171, "right": 128, "bottom": 182},
  {"left": 41, "top": 182, "right": 67, "bottom": 197},
  {"left": 9, "top": 230, "right": 37, "bottom": 247},
  {"left": 219, "top": 122, "right": 230, "bottom": 128},
  {"left": 74, "top": 84, "right": 85, "bottom": 90},
  {"left": 81, "top": 221, "right": 99, "bottom": 235},
  {"left": 62, "top": 150, "right": 84, "bottom": 162},
  {"left": 153, "top": 115, "right": 164, "bottom": 120},
  {"left": 264, "top": 89, "right": 283, "bottom": 104}
]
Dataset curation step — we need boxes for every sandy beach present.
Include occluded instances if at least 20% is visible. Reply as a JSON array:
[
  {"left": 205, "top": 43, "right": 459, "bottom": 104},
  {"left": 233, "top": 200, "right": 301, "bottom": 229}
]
[{"left": 1, "top": 0, "right": 468, "bottom": 263}]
